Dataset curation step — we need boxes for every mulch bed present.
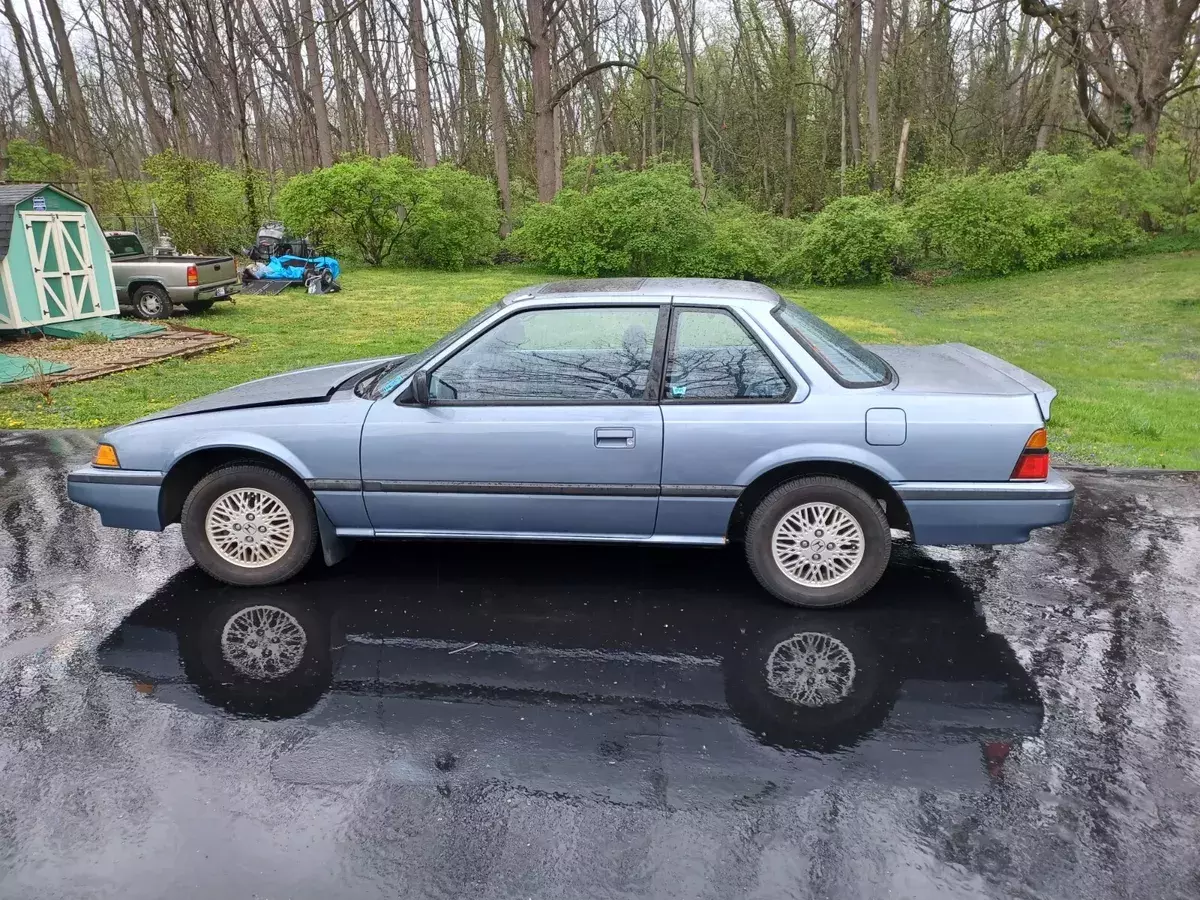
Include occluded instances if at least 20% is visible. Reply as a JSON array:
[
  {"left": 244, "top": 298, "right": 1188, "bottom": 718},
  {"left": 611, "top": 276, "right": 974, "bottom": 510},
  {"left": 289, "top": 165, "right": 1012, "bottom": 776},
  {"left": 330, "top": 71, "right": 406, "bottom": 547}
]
[{"left": 5, "top": 324, "right": 238, "bottom": 385}]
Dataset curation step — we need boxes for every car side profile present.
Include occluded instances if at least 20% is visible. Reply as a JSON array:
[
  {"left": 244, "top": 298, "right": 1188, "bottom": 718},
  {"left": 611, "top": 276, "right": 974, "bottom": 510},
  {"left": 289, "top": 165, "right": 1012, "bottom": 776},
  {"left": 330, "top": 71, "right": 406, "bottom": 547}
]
[{"left": 67, "top": 278, "right": 1074, "bottom": 608}]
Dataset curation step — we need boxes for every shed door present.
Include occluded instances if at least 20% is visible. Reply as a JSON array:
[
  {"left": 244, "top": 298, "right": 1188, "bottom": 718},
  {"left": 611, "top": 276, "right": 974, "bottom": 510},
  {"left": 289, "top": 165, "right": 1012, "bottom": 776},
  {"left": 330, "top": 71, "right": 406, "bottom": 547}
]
[{"left": 22, "top": 212, "right": 102, "bottom": 322}]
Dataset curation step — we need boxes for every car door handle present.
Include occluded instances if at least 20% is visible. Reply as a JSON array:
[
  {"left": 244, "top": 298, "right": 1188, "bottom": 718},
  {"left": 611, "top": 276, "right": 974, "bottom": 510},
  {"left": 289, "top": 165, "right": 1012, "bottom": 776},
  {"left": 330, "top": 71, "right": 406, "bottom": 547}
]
[{"left": 595, "top": 427, "right": 636, "bottom": 448}]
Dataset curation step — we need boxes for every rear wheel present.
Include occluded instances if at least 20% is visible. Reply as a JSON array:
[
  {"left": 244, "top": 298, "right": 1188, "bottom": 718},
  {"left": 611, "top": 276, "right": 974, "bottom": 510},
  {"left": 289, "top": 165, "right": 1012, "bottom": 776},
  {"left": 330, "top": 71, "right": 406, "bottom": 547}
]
[
  {"left": 183, "top": 299, "right": 215, "bottom": 314},
  {"left": 131, "top": 284, "right": 172, "bottom": 319},
  {"left": 181, "top": 464, "right": 318, "bottom": 586},
  {"left": 745, "top": 476, "right": 891, "bottom": 608}
]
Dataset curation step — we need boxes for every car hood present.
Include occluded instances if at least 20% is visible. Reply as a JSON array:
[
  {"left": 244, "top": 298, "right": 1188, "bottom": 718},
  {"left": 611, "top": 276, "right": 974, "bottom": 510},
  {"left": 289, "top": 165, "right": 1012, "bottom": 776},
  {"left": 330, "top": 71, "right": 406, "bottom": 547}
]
[{"left": 135, "top": 356, "right": 401, "bottom": 423}]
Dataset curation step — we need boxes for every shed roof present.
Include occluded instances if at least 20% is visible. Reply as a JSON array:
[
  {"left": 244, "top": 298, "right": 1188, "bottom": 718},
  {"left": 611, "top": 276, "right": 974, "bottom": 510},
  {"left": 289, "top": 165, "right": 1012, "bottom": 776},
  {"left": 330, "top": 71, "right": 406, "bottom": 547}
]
[{"left": 0, "top": 183, "right": 84, "bottom": 261}]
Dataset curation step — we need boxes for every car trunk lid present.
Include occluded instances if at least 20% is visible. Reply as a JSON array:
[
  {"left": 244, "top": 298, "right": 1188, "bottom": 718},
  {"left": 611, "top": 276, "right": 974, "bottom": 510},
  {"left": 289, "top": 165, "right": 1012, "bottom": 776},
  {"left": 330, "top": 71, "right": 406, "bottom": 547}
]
[{"left": 867, "top": 342, "right": 1057, "bottom": 420}]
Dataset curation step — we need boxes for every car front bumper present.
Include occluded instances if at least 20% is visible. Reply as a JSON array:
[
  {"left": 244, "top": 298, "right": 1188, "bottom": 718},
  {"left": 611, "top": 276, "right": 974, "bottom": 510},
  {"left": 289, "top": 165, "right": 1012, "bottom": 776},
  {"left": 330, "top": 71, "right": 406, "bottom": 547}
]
[
  {"left": 894, "top": 469, "right": 1075, "bottom": 546},
  {"left": 67, "top": 466, "right": 164, "bottom": 531}
]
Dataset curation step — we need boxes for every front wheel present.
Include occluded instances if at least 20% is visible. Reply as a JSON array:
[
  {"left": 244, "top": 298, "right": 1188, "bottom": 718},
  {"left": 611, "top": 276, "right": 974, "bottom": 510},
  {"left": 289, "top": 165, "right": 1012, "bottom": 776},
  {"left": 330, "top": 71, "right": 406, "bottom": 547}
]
[
  {"left": 181, "top": 464, "right": 318, "bottom": 586},
  {"left": 745, "top": 476, "right": 891, "bottom": 608}
]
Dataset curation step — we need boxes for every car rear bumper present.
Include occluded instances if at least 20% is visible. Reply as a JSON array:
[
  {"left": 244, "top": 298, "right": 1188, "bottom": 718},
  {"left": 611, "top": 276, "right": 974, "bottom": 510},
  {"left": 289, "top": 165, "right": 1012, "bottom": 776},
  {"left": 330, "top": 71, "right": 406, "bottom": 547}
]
[
  {"left": 167, "top": 283, "right": 240, "bottom": 304},
  {"left": 67, "top": 466, "right": 164, "bottom": 531},
  {"left": 895, "top": 470, "right": 1074, "bottom": 545}
]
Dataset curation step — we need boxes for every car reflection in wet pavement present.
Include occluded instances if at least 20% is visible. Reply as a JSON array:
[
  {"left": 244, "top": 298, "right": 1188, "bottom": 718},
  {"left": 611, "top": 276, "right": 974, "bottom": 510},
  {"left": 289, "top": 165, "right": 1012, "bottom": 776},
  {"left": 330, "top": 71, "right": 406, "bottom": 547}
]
[
  {"left": 99, "top": 544, "right": 1042, "bottom": 797},
  {"left": 2, "top": 430, "right": 1200, "bottom": 900}
]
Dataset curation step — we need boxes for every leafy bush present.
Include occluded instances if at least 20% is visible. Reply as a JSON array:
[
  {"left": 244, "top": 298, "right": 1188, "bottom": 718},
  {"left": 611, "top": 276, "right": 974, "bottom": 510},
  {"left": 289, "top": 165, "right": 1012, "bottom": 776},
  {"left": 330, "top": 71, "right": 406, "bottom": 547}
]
[
  {"left": 909, "top": 154, "right": 1150, "bottom": 276},
  {"left": 279, "top": 156, "right": 499, "bottom": 268},
  {"left": 402, "top": 164, "right": 500, "bottom": 268},
  {"left": 5, "top": 139, "right": 74, "bottom": 183},
  {"left": 684, "top": 205, "right": 782, "bottom": 280},
  {"left": 783, "top": 196, "right": 911, "bottom": 284},
  {"left": 140, "top": 150, "right": 261, "bottom": 252},
  {"left": 909, "top": 173, "right": 1042, "bottom": 275},
  {"left": 509, "top": 163, "right": 711, "bottom": 276}
]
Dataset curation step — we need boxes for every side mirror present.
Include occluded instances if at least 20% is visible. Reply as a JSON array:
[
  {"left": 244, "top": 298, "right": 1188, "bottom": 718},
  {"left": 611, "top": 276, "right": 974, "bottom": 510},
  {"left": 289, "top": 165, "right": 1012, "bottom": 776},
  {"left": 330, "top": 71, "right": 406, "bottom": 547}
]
[{"left": 411, "top": 369, "right": 431, "bottom": 405}]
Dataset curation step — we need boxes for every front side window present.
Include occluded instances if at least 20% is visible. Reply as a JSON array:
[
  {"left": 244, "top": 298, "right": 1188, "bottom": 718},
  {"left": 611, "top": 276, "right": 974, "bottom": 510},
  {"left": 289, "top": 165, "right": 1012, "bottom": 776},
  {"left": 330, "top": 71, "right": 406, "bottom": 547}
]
[
  {"left": 664, "top": 308, "right": 790, "bottom": 401},
  {"left": 773, "top": 301, "right": 891, "bottom": 386},
  {"left": 430, "top": 306, "right": 660, "bottom": 402}
]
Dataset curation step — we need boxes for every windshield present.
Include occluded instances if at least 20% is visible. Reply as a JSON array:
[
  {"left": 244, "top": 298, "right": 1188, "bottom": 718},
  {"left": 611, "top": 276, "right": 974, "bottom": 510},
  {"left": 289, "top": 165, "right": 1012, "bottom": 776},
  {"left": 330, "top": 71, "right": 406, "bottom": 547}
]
[
  {"left": 773, "top": 301, "right": 892, "bottom": 387},
  {"left": 105, "top": 234, "right": 145, "bottom": 258},
  {"left": 357, "top": 300, "right": 507, "bottom": 399}
]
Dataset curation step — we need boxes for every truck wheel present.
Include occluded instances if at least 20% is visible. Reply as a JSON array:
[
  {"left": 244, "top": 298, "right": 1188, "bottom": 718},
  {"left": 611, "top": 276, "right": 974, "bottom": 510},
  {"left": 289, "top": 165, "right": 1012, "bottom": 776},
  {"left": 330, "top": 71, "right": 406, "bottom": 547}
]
[
  {"left": 183, "top": 299, "right": 215, "bottom": 314},
  {"left": 181, "top": 464, "right": 318, "bottom": 587},
  {"left": 131, "top": 284, "right": 172, "bottom": 319},
  {"left": 744, "top": 476, "right": 891, "bottom": 609}
]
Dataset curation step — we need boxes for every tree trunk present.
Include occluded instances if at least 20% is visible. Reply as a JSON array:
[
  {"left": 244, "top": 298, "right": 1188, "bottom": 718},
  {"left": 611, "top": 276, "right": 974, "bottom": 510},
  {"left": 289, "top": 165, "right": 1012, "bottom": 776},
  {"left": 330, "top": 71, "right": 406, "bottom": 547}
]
[
  {"left": 44, "top": 0, "right": 94, "bottom": 166},
  {"left": 2, "top": 0, "right": 50, "bottom": 147},
  {"left": 275, "top": 1, "right": 315, "bottom": 168},
  {"left": 298, "top": 0, "right": 334, "bottom": 167},
  {"left": 866, "top": 0, "right": 885, "bottom": 177},
  {"left": 410, "top": 0, "right": 438, "bottom": 166},
  {"left": 641, "top": 0, "right": 657, "bottom": 163},
  {"left": 480, "top": 0, "right": 512, "bottom": 231},
  {"left": 893, "top": 116, "right": 910, "bottom": 195},
  {"left": 122, "top": 0, "right": 169, "bottom": 153},
  {"left": 345, "top": 3, "right": 389, "bottom": 156},
  {"left": 321, "top": 0, "right": 354, "bottom": 153},
  {"left": 528, "top": 0, "right": 558, "bottom": 201},
  {"left": 151, "top": 1, "right": 193, "bottom": 157},
  {"left": 220, "top": 1, "right": 258, "bottom": 233},
  {"left": 846, "top": 0, "right": 862, "bottom": 166},
  {"left": 772, "top": 0, "right": 797, "bottom": 216},
  {"left": 668, "top": 0, "right": 705, "bottom": 195}
]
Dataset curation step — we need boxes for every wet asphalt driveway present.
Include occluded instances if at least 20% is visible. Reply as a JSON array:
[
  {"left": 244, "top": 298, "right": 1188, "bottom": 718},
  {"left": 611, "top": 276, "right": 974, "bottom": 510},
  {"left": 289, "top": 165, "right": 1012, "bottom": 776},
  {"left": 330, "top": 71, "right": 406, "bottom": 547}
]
[{"left": 1, "top": 431, "right": 1199, "bottom": 899}]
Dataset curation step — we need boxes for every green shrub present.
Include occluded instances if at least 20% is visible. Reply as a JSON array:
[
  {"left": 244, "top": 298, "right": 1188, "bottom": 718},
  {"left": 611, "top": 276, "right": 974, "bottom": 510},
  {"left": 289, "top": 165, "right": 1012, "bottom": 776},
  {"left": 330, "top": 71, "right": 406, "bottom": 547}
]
[
  {"left": 5, "top": 139, "right": 74, "bottom": 183},
  {"left": 784, "top": 195, "right": 911, "bottom": 284},
  {"left": 279, "top": 156, "right": 499, "bottom": 268},
  {"left": 684, "top": 205, "right": 781, "bottom": 280},
  {"left": 910, "top": 154, "right": 1150, "bottom": 276},
  {"left": 509, "top": 163, "right": 711, "bottom": 276},
  {"left": 141, "top": 150, "right": 260, "bottom": 252},
  {"left": 401, "top": 163, "right": 500, "bottom": 268},
  {"left": 909, "top": 172, "right": 1044, "bottom": 275}
]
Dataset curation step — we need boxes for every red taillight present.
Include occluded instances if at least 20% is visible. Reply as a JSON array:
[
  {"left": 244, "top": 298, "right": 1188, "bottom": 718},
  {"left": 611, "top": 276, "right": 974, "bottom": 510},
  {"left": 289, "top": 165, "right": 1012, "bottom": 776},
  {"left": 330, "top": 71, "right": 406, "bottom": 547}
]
[
  {"left": 1011, "top": 428, "right": 1050, "bottom": 480},
  {"left": 186, "top": 264, "right": 199, "bottom": 286}
]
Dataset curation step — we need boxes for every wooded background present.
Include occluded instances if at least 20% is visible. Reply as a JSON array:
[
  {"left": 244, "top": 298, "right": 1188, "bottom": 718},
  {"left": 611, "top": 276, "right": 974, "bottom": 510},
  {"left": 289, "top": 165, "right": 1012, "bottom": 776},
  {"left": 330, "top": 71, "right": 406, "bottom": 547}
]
[{"left": 3, "top": 0, "right": 1199, "bottom": 220}]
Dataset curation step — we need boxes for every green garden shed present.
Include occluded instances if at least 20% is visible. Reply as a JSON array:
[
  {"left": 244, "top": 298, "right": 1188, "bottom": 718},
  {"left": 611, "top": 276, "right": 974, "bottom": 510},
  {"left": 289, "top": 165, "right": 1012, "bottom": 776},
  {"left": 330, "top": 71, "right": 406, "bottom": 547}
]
[{"left": 0, "top": 183, "right": 119, "bottom": 333}]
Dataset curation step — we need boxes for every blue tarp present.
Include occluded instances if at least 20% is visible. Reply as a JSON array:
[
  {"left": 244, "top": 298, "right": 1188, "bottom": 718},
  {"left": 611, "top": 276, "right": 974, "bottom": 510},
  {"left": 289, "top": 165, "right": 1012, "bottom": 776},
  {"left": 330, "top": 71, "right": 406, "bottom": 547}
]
[{"left": 261, "top": 255, "right": 341, "bottom": 281}]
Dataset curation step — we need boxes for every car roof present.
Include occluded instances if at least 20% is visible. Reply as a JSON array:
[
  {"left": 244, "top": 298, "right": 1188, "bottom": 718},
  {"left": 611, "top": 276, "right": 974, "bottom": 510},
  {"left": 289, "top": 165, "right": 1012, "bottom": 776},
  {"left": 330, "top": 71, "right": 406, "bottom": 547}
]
[{"left": 501, "top": 277, "right": 781, "bottom": 308}]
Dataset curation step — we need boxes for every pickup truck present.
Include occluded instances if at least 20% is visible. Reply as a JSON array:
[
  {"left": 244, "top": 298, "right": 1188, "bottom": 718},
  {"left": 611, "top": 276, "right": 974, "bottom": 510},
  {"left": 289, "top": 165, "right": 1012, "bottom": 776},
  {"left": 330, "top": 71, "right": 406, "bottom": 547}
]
[{"left": 104, "top": 231, "right": 240, "bottom": 320}]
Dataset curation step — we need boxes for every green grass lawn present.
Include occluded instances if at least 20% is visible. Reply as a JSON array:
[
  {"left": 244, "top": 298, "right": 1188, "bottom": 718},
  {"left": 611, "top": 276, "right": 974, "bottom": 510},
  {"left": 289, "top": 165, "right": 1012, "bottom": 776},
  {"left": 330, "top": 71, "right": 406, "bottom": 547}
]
[{"left": 2, "top": 254, "right": 1197, "bottom": 468}]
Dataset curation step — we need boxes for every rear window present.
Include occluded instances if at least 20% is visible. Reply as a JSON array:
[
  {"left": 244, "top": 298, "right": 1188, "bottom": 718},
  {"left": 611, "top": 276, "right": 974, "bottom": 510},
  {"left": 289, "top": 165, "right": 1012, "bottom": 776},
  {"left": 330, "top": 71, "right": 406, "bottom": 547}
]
[
  {"left": 105, "top": 234, "right": 144, "bottom": 258},
  {"left": 773, "top": 301, "right": 892, "bottom": 387}
]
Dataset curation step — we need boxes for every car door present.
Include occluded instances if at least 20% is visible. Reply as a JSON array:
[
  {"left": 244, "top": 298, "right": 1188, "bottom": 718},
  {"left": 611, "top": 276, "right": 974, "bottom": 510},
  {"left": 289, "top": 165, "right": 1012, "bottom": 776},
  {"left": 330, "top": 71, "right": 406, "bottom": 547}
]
[
  {"left": 655, "top": 304, "right": 800, "bottom": 541},
  {"left": 360, "top": 302, "right": 668, "bottom": 538}
]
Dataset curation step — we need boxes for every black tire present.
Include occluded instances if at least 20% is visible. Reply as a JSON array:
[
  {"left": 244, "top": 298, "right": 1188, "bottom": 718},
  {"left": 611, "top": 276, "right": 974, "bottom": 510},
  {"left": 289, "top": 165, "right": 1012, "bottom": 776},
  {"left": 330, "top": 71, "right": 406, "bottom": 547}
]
[
  {"left": 183, "top": 299, "right": 215, "bottom": 314},
  {"left": 723, "top": 619, "right": 896, "bottom": 753},
  {"left": 180, "top": 597, "right": 332, "bottom": 719},
  {"left": 745, "top": 476, "right": 891, "bottom": 608},
  {"left": 131, "top": 284, "right": 172, "bottom": 319},
  {"left": 181, "top": 463, "right": 319, "bottom": 586}
]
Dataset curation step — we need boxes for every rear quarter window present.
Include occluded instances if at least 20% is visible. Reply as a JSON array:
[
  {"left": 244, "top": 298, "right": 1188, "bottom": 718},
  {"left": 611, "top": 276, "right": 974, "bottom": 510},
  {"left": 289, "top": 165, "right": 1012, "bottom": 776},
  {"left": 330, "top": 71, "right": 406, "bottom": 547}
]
[{"left": 773, "top": 301, "right": 892, "bottom": 387}]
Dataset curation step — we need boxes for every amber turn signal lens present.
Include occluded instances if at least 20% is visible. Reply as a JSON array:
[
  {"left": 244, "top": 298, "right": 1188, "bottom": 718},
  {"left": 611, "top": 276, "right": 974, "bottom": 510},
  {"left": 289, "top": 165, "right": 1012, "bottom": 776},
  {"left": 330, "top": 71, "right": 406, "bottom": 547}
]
[
  {"left": 93, "top": 443, "right": 120, "bottom": 467},
  {"left": 1024, "top": 428, "right": 1048, "bottom": 450}
]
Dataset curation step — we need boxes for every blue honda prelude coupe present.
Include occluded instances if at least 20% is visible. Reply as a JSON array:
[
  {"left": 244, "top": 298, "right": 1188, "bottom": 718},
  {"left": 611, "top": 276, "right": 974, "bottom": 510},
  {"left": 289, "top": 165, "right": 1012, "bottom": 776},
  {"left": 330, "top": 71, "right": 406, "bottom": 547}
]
[{"left": 67, "top": 278, "right": 1074, "bottom": 608}]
